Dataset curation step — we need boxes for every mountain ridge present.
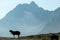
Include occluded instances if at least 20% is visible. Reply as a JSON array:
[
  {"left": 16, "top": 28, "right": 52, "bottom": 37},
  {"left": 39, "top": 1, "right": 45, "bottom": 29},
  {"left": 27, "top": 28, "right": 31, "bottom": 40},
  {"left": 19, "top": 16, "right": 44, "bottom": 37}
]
[{"left": 0, "top": 1, "right": 60, "bottom": 37}]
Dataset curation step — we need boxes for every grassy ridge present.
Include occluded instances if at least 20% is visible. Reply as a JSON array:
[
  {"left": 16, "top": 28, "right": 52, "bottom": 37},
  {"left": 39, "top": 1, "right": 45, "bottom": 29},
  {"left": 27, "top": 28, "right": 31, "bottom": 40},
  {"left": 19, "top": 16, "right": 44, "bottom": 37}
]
[{"left": 0, "top": 32, "right": 60, "bottom": 40}]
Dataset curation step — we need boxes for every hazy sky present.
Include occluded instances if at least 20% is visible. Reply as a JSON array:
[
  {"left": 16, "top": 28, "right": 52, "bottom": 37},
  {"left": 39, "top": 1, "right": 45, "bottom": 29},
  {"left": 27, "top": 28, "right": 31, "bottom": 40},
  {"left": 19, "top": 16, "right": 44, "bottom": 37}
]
[{"left": 0, "top": 0, "right": 60, "bottom": 19}]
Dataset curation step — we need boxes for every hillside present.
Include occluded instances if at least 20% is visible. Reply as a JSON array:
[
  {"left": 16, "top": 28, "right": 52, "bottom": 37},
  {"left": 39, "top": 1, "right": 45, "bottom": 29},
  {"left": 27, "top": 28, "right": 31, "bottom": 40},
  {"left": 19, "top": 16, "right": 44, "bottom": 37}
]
[{"left": 0, "top": 32, "right": 60, "bottom": 40}]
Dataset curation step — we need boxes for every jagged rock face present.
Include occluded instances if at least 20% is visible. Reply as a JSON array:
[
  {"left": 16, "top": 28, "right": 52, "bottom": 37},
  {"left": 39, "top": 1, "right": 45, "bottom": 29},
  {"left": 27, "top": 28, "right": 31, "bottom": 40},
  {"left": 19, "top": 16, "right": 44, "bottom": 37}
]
[{"left": 0, "top": 1, "right": 60, "bottom": 37}]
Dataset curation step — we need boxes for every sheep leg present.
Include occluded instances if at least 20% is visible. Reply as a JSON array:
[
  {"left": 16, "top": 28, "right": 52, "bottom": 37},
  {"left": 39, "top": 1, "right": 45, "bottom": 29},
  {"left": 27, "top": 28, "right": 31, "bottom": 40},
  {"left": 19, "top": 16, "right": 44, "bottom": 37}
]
[
  {"left": 18, "top": 35, "right": 19, "bottom": 39},
  {"left": 13, "top": 35, "right": 15, "bottom": 39}
]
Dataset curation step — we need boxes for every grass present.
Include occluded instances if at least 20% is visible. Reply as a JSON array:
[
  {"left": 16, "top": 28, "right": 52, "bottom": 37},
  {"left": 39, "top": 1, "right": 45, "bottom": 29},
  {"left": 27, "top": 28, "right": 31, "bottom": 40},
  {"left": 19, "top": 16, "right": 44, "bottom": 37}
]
[{"left": 0, "top": 32, "right": 60, "bottom": 40}]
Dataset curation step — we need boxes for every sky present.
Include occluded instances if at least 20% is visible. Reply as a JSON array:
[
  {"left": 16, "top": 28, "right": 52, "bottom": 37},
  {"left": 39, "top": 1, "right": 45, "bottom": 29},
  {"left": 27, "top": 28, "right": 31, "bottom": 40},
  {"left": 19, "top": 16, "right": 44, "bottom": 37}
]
[{"left": 0, "top": 0, "right": 60, "bottom": 19}]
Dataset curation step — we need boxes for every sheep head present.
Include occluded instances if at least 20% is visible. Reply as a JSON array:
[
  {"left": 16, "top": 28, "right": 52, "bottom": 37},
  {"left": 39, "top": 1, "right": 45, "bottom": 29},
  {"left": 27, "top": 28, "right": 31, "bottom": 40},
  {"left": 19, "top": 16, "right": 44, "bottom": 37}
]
[{"left": 9, "top": 30, "right": 13, "bottom": 32}]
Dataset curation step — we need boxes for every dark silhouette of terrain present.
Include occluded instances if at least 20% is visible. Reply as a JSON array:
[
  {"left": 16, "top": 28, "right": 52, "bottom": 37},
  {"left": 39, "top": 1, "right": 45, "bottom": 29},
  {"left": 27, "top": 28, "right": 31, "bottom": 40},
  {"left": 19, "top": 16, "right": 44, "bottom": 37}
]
[
  {"left": 0, "top": 32, "right": 60, "bottom": 40},
  {"left": 51, "top": 34, "right": 58, "bottom": 40}
]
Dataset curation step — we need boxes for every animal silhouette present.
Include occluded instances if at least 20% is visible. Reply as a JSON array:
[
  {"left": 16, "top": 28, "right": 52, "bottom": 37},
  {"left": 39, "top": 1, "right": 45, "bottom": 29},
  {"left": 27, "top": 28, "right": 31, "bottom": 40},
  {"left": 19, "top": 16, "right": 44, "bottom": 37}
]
[{"left": 9, "top": 30, "right": 20, "bottom": 38}]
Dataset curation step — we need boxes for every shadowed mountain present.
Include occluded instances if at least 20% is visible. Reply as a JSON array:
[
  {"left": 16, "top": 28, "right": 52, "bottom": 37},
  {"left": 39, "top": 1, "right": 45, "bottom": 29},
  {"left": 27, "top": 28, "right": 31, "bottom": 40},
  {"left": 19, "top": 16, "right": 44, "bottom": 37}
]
[
  {"left": 40, "top": 7, "right": 60, "bottom": 33},
  {"left": 0, "top": 1, "right": 60, "bottom": 37}
]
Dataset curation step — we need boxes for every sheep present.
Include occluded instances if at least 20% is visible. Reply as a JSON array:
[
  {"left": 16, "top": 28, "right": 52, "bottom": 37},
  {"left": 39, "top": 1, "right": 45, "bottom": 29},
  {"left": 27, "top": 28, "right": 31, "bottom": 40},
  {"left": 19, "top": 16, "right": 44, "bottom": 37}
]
[{"left": 9, "top": 30, "right": 20, "bottom": 39}]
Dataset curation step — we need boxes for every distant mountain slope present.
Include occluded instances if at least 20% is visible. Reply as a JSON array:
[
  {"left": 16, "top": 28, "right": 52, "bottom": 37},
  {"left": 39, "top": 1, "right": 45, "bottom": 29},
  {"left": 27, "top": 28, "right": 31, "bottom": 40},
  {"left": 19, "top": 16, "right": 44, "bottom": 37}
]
[
  {"left": 0, "top": 1, "right": 60, "bottom": 37},
  {"left": 41, "top": 8, "right": 60, "bottom": 33}
]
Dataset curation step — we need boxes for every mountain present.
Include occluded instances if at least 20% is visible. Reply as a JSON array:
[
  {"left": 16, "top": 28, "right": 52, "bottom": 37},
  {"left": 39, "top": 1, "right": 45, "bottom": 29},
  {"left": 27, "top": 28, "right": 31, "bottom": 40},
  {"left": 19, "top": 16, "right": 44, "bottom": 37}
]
[
  {"left": 0, "top": 1, "right": 60, "bottom": 37},
  {"left": 41, "top": 8, "right": 60, "bottom": 33}
]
